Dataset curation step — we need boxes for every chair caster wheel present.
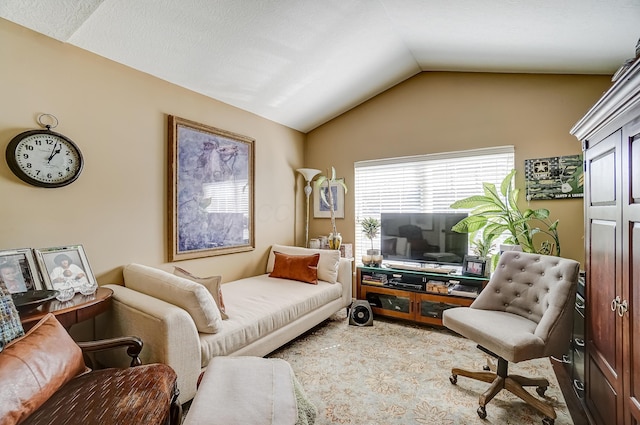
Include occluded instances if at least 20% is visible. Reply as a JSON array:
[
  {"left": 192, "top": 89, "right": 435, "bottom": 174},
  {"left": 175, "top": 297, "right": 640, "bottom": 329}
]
[
  {"left": 542, "top": 417, "right": 554, "bottom": 425},
  {"left": 449, "top": 375, "right": 457, "bottom": 385},
  {"left": 477, "top": 406, "right": 487, "bottom": 419},
  {"left": 536, "top": 386, "right": 548, "bottom": 397}
]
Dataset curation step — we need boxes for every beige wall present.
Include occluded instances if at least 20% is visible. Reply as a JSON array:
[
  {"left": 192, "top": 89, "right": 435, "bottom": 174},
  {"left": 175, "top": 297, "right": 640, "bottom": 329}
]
[
  {"left": 306, "top": 72, "right": 612, "bottom": 265},
  {"left": 2, "top": 18, "right": 612, "bottom": 282},
  {"left": 0, "top": 19, "right": 306, "bottom": 284}
]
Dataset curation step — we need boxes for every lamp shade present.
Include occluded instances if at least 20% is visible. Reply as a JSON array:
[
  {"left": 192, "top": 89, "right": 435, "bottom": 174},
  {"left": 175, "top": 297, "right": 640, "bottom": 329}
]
[{"left": 296, "top": 168, "right": 321, "bottom": 182}]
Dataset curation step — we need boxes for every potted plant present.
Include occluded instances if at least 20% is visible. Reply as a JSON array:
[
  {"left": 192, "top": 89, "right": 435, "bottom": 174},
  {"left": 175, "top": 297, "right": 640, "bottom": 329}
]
[
  {"left": 469, "top": 229, "right": 498, "bottom": 274},
  {"left": 450, "top": 169, "right": 561, "bottom": 256},
  {"left": 315, "top": 166, "right": 348, "bottom": 250},
  {"left": 360, "top": 217, "right": 382, "bottom": 266}
]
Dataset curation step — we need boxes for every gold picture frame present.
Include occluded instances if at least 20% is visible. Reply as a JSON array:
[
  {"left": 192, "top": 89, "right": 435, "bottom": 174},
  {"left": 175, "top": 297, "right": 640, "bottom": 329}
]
[{"left": 168, "top": 115, "right": 255, "bottom": 261}]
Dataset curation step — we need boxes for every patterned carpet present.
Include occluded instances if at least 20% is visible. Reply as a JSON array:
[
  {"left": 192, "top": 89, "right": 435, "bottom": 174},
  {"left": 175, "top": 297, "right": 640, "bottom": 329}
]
[{"left": 267, "top": 309, "right": 573, "bottom": 425}]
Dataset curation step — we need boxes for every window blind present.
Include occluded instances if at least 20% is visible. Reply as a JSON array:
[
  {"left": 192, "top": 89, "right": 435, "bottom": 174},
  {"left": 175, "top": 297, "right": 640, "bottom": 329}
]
[{"left": 354, "top": 146, "right": 515, "bottom": 261}]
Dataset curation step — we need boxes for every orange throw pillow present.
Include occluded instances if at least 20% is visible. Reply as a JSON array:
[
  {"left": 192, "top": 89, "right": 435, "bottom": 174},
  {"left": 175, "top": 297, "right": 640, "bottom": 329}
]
[{"left": 269, "top": 251, "right": 320, "bottom": 284}]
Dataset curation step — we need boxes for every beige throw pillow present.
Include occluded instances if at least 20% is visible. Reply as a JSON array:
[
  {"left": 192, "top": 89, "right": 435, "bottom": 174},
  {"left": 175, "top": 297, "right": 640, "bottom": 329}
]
[
  {"left": 123, "top": 264, "right": 223, "bottom": 334},
  {"left": 173, "top": 266, "right": 228, "bottom": 320},
  {"left": 266, "top": 245, "right": 340, "bottom": 283}
]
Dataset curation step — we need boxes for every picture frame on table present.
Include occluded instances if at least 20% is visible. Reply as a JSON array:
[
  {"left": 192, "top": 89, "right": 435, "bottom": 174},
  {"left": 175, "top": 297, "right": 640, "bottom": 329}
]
[
  {"left": 462, "top": 255, "right": 487, "bottom": 277},
  {"left": 34, "top": 245, "right": 96, "bottom": 292},
  {"left": 0, "top": 248, "right": 43, "bottom": 293},
  {"left": 313, "top": 178, "right": 345, "bottom": 219},
  {"left": 168, "top": 115, "right": 255, "bottom": 261}
]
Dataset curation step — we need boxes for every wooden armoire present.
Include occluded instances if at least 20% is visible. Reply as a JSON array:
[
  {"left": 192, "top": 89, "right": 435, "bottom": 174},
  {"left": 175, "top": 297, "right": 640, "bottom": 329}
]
[{"left": 570, "top": 59, "right": 640, "bottom": 425}]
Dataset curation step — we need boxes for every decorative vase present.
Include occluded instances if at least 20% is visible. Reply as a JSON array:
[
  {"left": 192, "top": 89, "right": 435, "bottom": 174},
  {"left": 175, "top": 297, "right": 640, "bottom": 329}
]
[
  {"left": 328, "top": 232, "right": 342, "bottom": 250},
  {"left": 366, "top": 249, "right": 383, "bottom": 267},
  {"left": 55, "top": 280, "right": 75, "bottom": 302}
]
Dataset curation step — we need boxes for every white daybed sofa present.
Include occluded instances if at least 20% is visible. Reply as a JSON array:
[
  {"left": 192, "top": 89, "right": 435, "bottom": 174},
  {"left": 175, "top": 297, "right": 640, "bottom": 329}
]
[{"left": 96, "top": 245, "right": 353, "bottom": 404}]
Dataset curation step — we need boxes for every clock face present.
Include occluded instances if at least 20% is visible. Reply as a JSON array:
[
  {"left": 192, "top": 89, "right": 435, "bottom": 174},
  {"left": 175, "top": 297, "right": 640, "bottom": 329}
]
[{"left": 6, "top": 130, "right": 84, "bottom": 188}]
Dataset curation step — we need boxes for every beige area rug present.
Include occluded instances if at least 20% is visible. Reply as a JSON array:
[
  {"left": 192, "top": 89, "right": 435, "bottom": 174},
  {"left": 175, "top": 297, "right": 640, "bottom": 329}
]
[{"left": 267, "top": 310, "right": 573, "bottom": 425}]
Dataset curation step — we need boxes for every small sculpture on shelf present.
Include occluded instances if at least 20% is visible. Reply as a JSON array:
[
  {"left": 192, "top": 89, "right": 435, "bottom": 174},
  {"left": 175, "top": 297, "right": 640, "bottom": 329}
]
[{"left": 315, "top": 166, "right": 347, "bottom": 250}]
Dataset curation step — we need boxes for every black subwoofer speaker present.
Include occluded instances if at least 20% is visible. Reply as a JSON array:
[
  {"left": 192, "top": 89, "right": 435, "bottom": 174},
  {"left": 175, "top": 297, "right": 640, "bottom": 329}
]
[{"left": 349, "top": 300, "right": 373, "bottom": 326}]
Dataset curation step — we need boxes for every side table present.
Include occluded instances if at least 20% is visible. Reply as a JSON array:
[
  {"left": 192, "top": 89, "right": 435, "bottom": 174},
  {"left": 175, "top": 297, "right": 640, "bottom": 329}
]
[{"left": 19, "top": 287, "right": 113, "bottom": 331}]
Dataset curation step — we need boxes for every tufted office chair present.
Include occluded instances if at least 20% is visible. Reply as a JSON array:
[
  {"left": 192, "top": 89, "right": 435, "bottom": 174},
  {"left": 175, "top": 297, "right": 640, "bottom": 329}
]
[{"left": 442, "top": 251, "right": 580, "bottom": 425}]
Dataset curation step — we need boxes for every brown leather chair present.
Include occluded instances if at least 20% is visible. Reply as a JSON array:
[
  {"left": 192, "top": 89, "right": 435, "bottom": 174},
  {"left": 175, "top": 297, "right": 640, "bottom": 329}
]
[
  {"left": 442, "top": 251, "right": 579, "bottom": 425},
  {"left": 0, "top": 313, "right": 181, "bottom": 425}
]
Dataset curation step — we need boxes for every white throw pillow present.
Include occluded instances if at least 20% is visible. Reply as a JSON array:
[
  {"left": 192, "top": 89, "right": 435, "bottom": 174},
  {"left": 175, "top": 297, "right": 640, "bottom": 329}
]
[
  {"left": 266, "top": 245, "right": 340, "bottom": 284},
  {"left": 123, "top": 263, "right": 223, "bottom": 333}
]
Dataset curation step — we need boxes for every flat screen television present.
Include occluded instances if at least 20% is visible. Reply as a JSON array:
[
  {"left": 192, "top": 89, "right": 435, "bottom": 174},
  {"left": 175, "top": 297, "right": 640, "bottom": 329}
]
[{"left": 380, "top": 212, "right": 468, "bottom": 266}]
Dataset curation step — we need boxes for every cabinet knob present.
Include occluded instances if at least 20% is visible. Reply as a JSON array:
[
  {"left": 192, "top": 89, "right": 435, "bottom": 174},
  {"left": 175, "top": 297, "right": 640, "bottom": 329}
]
[
  {"left": 611, "top": 296, "right": 621, "bottom": 312},
  {"left": 618, "top": 299, "right": 629, "bottom": 317}
]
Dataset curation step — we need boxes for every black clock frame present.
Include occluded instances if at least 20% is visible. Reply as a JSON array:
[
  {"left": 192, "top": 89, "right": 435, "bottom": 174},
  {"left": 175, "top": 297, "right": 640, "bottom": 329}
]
[{"left": 5, "top": 129, "right": 84, "bottom": 188}]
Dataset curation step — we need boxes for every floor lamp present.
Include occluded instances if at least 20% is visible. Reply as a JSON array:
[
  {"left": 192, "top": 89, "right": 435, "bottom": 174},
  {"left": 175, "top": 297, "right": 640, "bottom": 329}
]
[{"left": 296, "top": 168, "right": 321, "bottom": 248}]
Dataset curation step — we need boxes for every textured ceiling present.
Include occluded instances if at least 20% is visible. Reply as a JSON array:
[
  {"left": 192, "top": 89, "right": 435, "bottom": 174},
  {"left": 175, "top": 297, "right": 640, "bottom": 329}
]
[{"left": 2, "top": 0, "right": 639, "bottom": 132}]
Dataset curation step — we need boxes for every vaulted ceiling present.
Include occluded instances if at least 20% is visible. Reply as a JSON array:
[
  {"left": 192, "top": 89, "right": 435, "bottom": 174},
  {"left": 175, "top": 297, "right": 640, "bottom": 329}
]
[{"left": 2, "top": 1, "right": 639, "bottom": 132}]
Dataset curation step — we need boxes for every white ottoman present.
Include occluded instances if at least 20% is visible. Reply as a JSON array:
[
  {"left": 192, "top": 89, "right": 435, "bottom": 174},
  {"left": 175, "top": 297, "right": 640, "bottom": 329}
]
[{"left": 183, "top": 357, "right": 316, "bottom": 425}]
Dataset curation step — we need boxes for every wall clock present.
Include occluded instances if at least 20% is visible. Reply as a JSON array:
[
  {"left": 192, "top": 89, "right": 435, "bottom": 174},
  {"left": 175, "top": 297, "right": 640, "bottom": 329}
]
[{"left": 5, "top": 114, "right": 84, "bottom": 188}]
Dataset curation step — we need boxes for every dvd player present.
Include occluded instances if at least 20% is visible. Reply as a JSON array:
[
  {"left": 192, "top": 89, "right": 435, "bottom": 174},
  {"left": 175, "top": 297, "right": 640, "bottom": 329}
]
[{"left": 387, "top": 280, "right": 424, "bottom": 291}]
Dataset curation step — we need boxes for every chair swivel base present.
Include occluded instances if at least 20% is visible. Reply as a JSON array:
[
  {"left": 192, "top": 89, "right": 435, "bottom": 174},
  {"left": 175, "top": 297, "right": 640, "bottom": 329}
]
[{"left": 449, "top": 358, "right": 556, "bottom": 425}]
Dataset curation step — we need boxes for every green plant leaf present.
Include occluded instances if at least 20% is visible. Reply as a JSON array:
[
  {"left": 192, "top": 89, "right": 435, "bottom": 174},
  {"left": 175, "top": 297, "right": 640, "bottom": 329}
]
[
  {"left": 469, "top": 204, "right": 506, "bottom": 215},
  {"left": 336, "top": 179, "right": 348, "bottom": 194},
  {"left": 483, "top": 222, "right": 507, "bottom": 238},
  {"left": 482, "top": 183, "right": 502, "bottom": 203},
  {"left": 508, "top": 187, "right": 520, "bottom": 211},
  {"left": 451, "top": 216, "right": 488, "bottom": 233},
  {"left": 500, "top": 169, "right": 516, "bottom": 197},
  {"left": 530, "top": 208, "right": 550, "bottom": 219},
  {"left": 450, "top": 195, "right": 495, "bottom": 209}
]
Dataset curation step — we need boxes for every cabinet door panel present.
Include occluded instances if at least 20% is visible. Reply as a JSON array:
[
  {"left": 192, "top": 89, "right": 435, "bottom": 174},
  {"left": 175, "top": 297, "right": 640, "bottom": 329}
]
[
  {"left": 631, "top": 132, "right": 640, "bottom": 203},
  {"left": 590, "top": 147, "right": 617, "bottom": 205},
  {"left": 627, "top": 222, "right": 640, "bottom": 424},
  {"left": 624, "top": 130, "right": 640, "bottom": 425},
  {"left": 587, "top": 356, "right": 619, "bottom": 425},
  {"left": 589, "top": 220, "right": 619, "bottom": 369},
  {"left": 585, "top": 129, "right": 624, "bottom": 425}
]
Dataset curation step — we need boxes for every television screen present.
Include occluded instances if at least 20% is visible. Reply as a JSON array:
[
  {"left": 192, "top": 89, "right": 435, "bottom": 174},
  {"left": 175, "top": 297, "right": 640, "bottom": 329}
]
[{"left": 380, "top": 212, "right": 468, "bottom": 265}]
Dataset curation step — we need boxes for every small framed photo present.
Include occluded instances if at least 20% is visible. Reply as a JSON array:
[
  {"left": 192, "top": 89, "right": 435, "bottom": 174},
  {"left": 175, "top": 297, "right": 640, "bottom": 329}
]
[
  {"left": 0, "top": 248, "right": 44, "bottom": 293},
  {"left": 314, "top": 178, "right": 345, "bottom": 219},
  {"left": 34, "top": 245, "right": 96, "bottom": 292},
  {"left": 462, "top": 255, "right": 487, "bottom": 277}
]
